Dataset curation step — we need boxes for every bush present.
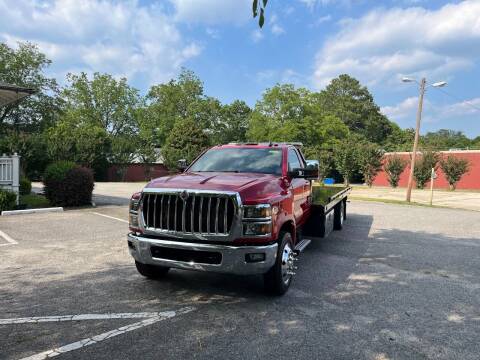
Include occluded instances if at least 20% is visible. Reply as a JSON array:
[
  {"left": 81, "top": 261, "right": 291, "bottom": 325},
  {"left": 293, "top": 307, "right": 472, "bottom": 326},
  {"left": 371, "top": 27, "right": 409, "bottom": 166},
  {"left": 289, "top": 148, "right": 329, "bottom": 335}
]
[
  {"left": 413, "top": 151, "right": 440, "bottom": 189},
  {"left": 62, "top": 167, "right": 94, "bottom": 206},
  {"left": 43, "top": 161, "right": 76, "bottom": 205},
  {"left": 0, "top": 189, "right": 17, "bottom": 212},
  {"left": 440, "top": 156, "right": 470, "bottom": 190},
  {"left": 384, "top": 154, "right": 408, "bottom": 188},
  {"left": 43, "top": 161, "right": 94, "bottom": 206},
  {"left": 19, "top": 176, "right": 32, "bottom": 195},
  {"left": 357, "top": 143, "right": 384, "bottom": 187}
]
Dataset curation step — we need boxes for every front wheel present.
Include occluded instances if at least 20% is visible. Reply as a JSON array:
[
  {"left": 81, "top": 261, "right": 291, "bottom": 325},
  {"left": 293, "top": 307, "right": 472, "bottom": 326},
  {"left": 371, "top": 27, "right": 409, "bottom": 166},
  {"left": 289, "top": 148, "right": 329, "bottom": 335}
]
[
  {"left": 264, "top": 231, "right": 295, "bottom": 296},
  {"left": 135, "top": 261, "right": 170, "bottom": 279}
]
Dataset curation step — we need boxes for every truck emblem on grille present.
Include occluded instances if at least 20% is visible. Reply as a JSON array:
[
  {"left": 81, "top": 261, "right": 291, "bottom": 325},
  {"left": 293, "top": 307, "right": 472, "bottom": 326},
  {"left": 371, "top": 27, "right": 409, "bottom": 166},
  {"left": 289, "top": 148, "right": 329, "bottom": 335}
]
[{"left": 179, "top": 190, "right": 189, "bottom": 201}]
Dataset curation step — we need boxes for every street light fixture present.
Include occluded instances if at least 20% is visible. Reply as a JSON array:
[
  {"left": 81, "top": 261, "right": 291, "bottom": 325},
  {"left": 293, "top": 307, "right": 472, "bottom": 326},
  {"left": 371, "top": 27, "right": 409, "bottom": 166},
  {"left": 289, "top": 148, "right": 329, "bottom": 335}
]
[{"left": 402, "top": 76, "right": 447, "bottom": 202}]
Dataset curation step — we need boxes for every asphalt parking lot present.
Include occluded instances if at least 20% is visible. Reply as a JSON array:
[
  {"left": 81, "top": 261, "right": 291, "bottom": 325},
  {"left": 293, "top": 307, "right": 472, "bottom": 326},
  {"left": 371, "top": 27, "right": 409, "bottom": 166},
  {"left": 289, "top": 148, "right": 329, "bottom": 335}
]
[{"left": 1, "top": 201, "right": 479, "bottom": 360}]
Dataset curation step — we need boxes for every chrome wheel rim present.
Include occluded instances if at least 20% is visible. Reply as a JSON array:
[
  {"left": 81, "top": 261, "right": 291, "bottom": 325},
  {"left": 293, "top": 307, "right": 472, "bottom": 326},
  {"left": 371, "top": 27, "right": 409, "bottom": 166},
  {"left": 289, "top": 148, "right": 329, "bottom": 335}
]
[{"left": 281, "top": 242, "right": 294, "bottom": 285}]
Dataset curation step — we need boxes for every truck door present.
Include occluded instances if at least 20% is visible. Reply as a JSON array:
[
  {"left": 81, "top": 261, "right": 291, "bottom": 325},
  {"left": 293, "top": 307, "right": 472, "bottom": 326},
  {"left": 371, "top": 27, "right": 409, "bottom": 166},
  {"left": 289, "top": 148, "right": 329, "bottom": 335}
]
[{"left": 287, "top": 147, "right": 309, "bottom": 225}]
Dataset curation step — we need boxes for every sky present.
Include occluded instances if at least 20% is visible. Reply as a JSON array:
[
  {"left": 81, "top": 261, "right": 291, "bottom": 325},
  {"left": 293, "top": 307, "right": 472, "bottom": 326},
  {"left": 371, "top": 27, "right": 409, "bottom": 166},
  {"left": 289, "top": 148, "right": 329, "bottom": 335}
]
[{"left": 0, "top": 0, "right": 479, "bottom": 137}]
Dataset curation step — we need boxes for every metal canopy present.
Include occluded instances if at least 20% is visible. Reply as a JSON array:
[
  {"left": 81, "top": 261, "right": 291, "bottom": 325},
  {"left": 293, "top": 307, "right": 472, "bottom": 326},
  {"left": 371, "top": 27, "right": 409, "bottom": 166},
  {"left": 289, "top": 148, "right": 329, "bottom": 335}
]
[{"left": 0, "top": 82, "right": 36, "bottom": 107}]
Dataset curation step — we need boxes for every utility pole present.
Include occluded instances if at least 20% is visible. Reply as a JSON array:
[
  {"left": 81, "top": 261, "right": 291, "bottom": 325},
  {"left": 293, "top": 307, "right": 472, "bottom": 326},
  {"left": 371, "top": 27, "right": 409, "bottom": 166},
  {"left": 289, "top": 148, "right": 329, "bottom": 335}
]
[{"left": 405, "top": 77, "right": 426, "bottom": 202}]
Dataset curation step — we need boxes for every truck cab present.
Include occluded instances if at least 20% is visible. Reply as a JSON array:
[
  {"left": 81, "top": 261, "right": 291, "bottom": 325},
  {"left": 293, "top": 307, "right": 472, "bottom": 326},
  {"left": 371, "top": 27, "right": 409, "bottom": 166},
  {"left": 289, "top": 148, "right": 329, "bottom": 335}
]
[{"left": 127, "top": 143, "right": 333, "bottom": 295}]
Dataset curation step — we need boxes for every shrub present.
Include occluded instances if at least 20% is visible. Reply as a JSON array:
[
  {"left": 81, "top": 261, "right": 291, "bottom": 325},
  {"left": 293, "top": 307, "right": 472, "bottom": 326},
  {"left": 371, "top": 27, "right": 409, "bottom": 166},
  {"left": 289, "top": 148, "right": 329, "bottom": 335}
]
[
  {"left": 19, "top": 176, "right": 32, "bottom": 195},
  {"left": 43, "top": 161, "right": 76, "bottom": 205},
  {"left": 384, "top": 154, "right": 408, "bottom": 188},
  {"left": 62, "top": 167, "right": 94, "bottom": 206},
  {"left": 43, "top": 161, "right": 94, "bottom": 206},
  {"left": 440, "top": 156, "right": 470, "bottom": 190},
  {"left": 0, "top": 189, "right": 17, "bottom": 212},
  {"left": 413, "top": 151, "right": 440, "bottom": 189},
  {"left": 357, "top": 143, "right": 384, "bottom": 187}
]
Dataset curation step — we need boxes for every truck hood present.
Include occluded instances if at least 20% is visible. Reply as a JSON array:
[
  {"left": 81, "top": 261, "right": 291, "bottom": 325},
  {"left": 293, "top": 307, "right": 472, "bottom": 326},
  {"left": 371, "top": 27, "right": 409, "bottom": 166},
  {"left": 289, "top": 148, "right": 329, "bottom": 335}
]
[{"left": 145, "top": 172, "right": 283, "bottom": 203}]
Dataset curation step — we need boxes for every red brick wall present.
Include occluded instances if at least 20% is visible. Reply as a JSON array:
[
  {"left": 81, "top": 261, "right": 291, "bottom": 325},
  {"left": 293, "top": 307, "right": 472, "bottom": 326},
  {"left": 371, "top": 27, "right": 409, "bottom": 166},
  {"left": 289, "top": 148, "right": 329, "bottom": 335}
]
[
  {"left": 106, "top": 164, "right": 169, "bottom": 182},
  {"left": 373, "top": 151, "right": 480, "bottom": 190}
]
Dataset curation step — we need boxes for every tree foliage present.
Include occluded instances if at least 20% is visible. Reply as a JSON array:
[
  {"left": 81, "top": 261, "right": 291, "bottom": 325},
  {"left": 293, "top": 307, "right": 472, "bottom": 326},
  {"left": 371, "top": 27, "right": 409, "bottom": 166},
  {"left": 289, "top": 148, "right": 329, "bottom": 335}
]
[
  {"left": 318, "top": 74, "right": 394, "bottom": 144},
  {"left": 334, "top": 137, "right": 360, "bottom": 185},
  {"left": 162, "top": 118, "right": 210, "bottom": 170},
  {"left": 413, "top": 151, "right": 440, "bottom": 189},
  {"left": 439, "top": 155, "right": 470, "bottom": 190},
  {"left": 357, "top": 143, "right": 384, "bottom": 187},
  {"left": 384, "top": 154, "right": 408, "bottom": 188},
  {"left": 0, "top": 42, "right": 60, "bottom": 133},
  {"left": 422, "top": 129, "right": 472, "bottom": 150}
]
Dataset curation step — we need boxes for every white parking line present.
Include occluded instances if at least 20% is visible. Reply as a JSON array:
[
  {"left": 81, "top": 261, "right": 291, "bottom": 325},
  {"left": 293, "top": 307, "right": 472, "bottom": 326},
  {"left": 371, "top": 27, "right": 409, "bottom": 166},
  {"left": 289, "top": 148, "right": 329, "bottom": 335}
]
[
  {"left": 0, "top": 307, "right": 194, "bottom": 360},
  {"left": 0, "top": 229, "right": 18, "bottom": 246},
  {"left": 91, "top": 212, "right": 128, "bottom": 224}
]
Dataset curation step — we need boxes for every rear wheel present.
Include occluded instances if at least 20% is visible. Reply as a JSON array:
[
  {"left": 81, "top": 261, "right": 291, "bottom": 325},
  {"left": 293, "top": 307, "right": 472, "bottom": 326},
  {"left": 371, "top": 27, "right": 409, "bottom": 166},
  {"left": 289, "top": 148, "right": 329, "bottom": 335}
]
[
  {"left": 135, "top": 261, "right": 170, "bottom": 279},
  {"left": 264, "top": 231, "right": 294, "bottom": 296},
  {"left": 333, "top": 200, "right": 345, "bottom": 230}
]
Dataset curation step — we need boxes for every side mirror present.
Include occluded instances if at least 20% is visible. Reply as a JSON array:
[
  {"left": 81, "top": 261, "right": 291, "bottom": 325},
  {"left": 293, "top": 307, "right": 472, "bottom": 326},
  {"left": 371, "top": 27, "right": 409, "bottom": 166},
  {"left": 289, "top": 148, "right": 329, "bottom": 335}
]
[
  {"left": 177, "top": 159, "right": 188, "bottom": 172},
  {"left": 288, "top": 166, "right": 319, "bottom": 180},
  {"left": 305, "top": 160, "right": 320, "bottom": 180}
]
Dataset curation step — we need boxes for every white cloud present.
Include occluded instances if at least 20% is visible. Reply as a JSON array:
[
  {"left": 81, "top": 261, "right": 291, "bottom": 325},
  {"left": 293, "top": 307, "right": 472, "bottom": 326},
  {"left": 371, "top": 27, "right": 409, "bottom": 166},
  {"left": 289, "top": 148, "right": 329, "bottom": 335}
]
[
  {"left": 269, "top": 13, "right": 286, "bottom": 36},
  {"left": 381, "top": 96, "right": 480, "bottom": 128},
  {"left": 0, "top": 0, "right": 201, "bottom": 86},
  {"left": 170, "top": 0, "right": 251, "bottom": 25},
  {"left": 251, "top": 29, "right": 264, "bottom": 43},
  {"left": 313, "top": 1, "right": 480, "bottom": 89}
]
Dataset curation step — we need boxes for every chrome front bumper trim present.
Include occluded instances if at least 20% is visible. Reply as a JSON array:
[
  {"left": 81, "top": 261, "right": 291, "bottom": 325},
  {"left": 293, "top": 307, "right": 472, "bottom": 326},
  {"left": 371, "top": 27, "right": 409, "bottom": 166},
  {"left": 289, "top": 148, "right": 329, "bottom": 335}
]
[{"left": 128, "top": 233, "right": 278, "bottom": 275}]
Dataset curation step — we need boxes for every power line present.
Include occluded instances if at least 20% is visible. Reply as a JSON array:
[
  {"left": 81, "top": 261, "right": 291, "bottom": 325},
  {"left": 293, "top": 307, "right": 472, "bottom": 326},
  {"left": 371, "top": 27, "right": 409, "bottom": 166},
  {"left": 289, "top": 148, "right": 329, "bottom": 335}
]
[{"left": 435, "top": 87, "right": 480, "bottom": 112}]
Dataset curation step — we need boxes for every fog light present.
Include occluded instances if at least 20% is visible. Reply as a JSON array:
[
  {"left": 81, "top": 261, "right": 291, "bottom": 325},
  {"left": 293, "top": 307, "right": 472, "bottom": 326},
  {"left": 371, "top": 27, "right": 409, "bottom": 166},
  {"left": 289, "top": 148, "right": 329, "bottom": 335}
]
[
  {"left": 245, "top": 253, "right": 266, "bottom": 263},
  {"left": 243, "top": 222, "right": 271, "bottom": 236}
]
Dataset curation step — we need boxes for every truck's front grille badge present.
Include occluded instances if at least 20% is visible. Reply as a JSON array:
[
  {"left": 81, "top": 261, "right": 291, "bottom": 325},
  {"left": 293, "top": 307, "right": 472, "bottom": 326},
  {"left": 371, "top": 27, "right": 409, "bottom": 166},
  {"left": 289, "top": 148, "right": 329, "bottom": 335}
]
[{"left": 142, "top": 193, "right": 236, "bottom": 235}]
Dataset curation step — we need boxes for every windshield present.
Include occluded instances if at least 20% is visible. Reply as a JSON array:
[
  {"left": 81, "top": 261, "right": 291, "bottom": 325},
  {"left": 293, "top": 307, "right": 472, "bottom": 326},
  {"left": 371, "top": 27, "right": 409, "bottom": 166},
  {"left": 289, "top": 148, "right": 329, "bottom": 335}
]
[{"left": 189, "top": 148, "right": 283, "bottom": 175}]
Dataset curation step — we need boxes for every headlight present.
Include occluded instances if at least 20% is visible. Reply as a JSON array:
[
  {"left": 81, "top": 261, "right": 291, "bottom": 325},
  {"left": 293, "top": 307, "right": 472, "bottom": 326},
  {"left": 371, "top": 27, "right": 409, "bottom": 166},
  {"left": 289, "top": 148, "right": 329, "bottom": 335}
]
[
  {"left": 243, "top": 222, "right": 272, "bottom": 236},
  {"left": 129, "top": 192, "right": 142, "bottom": 231},
  {"left": 243, "top": 204, "right": 272, "bottom": 219}
]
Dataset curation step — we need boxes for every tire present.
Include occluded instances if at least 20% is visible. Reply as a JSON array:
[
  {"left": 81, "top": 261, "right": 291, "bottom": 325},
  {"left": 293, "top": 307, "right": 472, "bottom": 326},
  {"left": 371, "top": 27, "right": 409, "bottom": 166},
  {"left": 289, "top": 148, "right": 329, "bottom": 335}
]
[
  {"left": 264, "top": 231, "right": 294, "bottom": 296},
  {"left": 333, "top": 200, "right": 345, "bottom": 230},
  {"left": 135, "top": 261, "right": 170, "bottom": 279}
]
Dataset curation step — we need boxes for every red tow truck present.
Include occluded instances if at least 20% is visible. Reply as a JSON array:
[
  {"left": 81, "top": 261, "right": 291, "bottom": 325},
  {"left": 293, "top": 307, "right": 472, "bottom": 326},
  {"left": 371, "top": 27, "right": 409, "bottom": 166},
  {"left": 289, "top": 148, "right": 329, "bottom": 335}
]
[{"left": 128, "top": 143, "right": 350, "bottom": 295}]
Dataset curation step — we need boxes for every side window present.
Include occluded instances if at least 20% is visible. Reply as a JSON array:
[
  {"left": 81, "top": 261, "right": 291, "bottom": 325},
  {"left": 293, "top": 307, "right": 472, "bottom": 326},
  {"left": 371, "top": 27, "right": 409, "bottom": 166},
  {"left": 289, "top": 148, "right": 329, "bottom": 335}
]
[{"left": 288, "top": 148, "right": 302, "bottom": 171}]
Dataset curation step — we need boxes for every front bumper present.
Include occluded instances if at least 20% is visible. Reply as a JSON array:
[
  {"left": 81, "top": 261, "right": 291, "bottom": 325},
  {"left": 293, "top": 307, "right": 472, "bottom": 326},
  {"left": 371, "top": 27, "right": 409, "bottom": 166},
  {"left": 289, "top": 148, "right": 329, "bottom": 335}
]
[{"left": 127, "top": 233, "right": 278, "bottom": 275}]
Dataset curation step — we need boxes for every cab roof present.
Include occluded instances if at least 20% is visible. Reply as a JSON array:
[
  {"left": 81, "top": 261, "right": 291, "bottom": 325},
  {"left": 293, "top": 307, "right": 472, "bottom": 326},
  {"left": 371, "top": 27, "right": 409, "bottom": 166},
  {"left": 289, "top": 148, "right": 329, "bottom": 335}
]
[{"left": 218, "top": 142, "right": 303, "bottom": 149}]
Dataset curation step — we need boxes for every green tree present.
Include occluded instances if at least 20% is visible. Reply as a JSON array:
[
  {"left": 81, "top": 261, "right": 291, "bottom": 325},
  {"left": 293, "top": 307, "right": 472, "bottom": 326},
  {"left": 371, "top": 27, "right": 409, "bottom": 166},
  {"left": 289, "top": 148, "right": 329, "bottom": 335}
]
[
  {"left": 46, "top": 119, "right": 110, "bottom": 177},
  {"left": 334, "top": 137, "right": 360, "bottom": 185},
  {"left": 422, "top": 129, "right": 471, "bottom": 150},
  {"left": 357, "top": 143, "right": 384, "bottom": 187},
  {"left": 413, "top": 151, "right": 440, "bottom": 189},
  {"left": 247, "top": 84, "right": 349, "bottom": 147},
  {"left": 61, "top": 72, "right": 141, "bottom": 167},
  {"left": 218, "top": 100, "right": 251, "bottom": 143},
  {"left": 0, "top": 131, "right": 49, "bottom": 180},
  {"left": 0, "top": 42, "right": 60, "bottom": 133},
  {"left": 162, "top": 118, "right": 210, "bottom": 170},
  {"left": 303, "top": 147, "right": 334, "bottom": 180},
  {"left": 439, "top": 155, "right": 470, "bottom": 190},
  {"left": 384, "top": 154, "right": 408, "bottom": 188},
  {"left": 143, "top": 69, "right": 203, "bottom": 146},
  {"left": 318, "top": 74, "right": 394, "bottom": 144}
]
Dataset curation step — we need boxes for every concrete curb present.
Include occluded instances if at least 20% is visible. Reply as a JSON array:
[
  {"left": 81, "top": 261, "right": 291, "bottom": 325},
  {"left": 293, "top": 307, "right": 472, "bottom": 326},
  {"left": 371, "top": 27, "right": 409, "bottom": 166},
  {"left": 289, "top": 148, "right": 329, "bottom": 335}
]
[{"left": 1, "top": 207, "right": 64, "bottom": 216}]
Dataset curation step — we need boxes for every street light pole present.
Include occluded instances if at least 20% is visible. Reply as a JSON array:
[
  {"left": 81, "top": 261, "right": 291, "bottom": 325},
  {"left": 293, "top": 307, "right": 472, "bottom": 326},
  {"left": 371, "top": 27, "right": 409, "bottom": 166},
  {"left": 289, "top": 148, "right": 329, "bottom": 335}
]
[{"left": 406, "top": 77, "right": 426, "bottom": 202}]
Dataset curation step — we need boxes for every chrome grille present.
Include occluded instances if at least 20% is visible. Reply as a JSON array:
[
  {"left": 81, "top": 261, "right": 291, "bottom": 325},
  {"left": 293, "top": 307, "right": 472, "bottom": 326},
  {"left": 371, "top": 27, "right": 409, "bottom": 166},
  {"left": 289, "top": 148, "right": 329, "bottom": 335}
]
[{"left": 142, "top": 192, "right": 236, "bottom": 235}]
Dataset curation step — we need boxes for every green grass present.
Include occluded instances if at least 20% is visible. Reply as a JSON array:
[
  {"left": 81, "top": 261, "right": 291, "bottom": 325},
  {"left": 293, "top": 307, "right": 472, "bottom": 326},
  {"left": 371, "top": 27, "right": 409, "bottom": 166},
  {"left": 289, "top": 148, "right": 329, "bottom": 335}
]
[
  {"left": 20, "top": 193, "right": 51, "bottom": 209},
  {"left": 312, "top": 186, "right": 347, "bottom": 206}
]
